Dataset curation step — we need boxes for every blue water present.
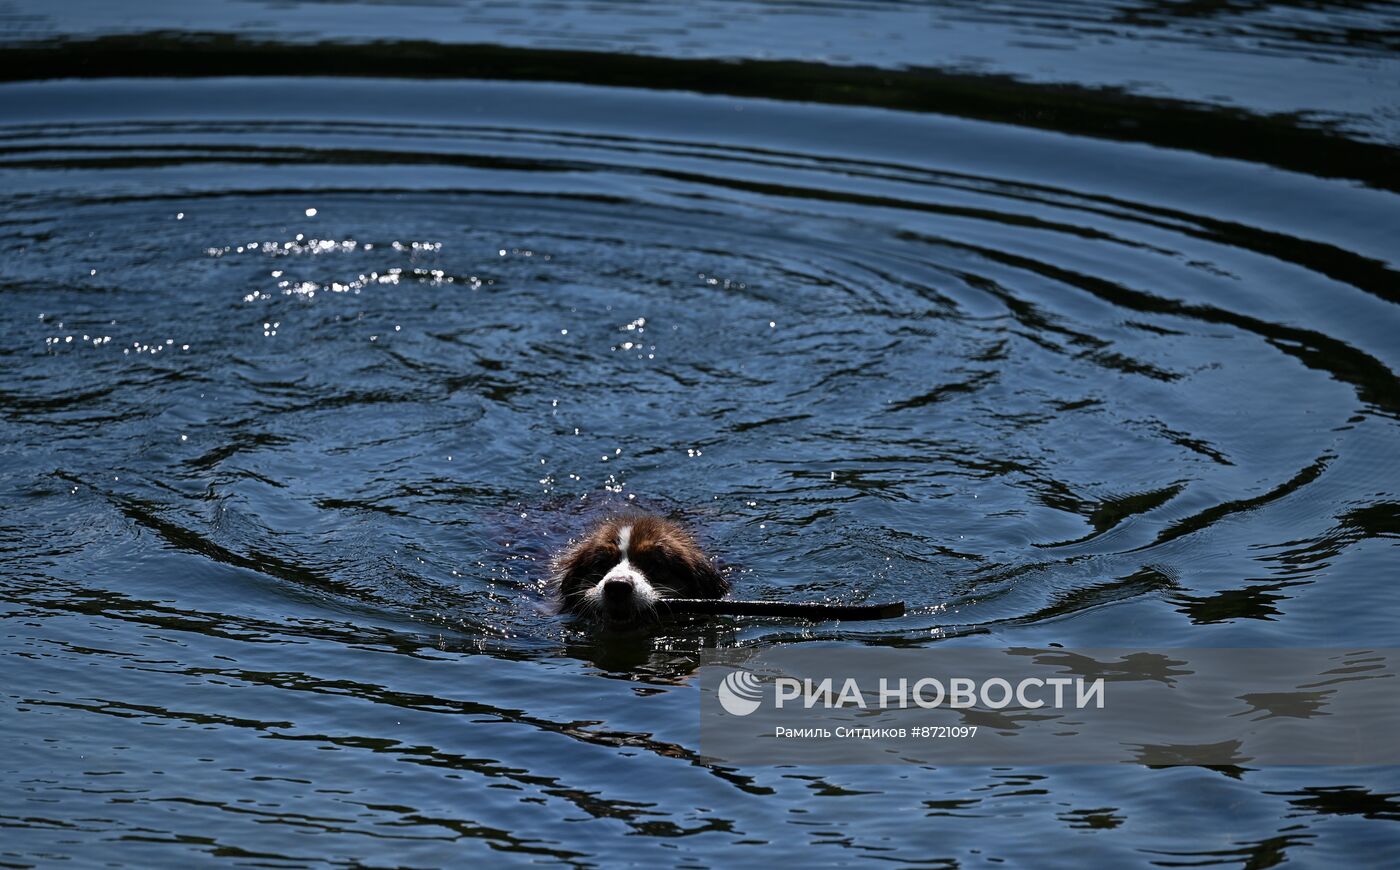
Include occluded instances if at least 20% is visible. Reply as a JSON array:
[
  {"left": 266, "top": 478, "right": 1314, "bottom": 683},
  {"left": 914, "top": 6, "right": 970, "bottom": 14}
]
[{"left": 2, "top": 3, "right": 1399, "bottom": 866}]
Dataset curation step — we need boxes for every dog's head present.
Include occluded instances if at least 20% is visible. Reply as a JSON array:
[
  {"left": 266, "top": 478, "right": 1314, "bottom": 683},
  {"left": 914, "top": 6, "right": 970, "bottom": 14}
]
[{"left": 552, "top": 514, "right": 726, "bottom": 624}]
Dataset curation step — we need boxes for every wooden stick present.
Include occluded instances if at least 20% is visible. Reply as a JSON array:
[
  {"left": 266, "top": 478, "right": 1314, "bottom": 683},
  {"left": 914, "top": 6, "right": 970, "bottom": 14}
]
[{"left": 659, "top": 598, "right": 905, "bottom": 621}]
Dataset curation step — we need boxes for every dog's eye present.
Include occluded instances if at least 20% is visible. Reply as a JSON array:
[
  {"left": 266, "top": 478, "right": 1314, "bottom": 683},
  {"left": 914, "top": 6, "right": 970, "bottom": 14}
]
[
  {"left": 632, "top": 548, "right": 677, "bottom": 579},
  {"left": 564, "top": 545, "right": 619, "bottom": 585},
  {"left": 630, "top": 549, "right": 658, "bottom": 571},
  {"left": 587, "top": 550, "right": 618, "bottom": 575}
]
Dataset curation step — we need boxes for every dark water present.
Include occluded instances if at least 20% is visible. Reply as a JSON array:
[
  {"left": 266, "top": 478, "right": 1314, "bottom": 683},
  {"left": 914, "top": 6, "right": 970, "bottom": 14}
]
[{"left": 3, "top": 3, "right": 1399, "bottom": 866}]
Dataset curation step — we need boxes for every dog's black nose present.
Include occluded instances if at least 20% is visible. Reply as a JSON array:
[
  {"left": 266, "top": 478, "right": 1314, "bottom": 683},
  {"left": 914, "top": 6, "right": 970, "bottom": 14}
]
[{"left": 602, "top": 579, "right": 633, "bottom": 602}]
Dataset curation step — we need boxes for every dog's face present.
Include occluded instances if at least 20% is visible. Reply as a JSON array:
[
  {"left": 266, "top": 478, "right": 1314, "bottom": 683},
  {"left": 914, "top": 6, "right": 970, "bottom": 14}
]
[{"left": 552, "top": 515, "right": 726, "bottom": 624}]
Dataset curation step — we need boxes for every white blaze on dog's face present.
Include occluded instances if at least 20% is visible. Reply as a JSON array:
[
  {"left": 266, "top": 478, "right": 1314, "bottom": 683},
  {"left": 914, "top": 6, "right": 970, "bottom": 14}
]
[
  {"left": 580, "top": 524, "right": 661, "bottom": 621},
  {"left": 552, "top": 514, "right": 728, "bottom": 624}
]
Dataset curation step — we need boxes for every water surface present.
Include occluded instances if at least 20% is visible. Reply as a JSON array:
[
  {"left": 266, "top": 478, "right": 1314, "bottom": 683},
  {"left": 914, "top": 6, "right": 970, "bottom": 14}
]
[{"left": 2, "top": 5, "right": 1399, "bottom": 867}]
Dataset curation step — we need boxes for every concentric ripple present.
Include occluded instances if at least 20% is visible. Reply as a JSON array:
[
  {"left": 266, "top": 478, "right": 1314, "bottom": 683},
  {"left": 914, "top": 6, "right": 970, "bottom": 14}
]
[
  {"left": 2, "top": 75, "right": 1399, "bottom": 865},
  {"left": 4, "top": 78, "right": 1396, "bottom": 644}
]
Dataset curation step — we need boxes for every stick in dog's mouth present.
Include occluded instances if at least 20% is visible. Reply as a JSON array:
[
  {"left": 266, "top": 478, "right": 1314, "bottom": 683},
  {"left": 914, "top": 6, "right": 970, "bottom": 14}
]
[
  {"left": 659, "top": 598, "right": 905, "bottom": 621},
  {"left": 550, "top": 514, "right": 904, "bottom": 625}
]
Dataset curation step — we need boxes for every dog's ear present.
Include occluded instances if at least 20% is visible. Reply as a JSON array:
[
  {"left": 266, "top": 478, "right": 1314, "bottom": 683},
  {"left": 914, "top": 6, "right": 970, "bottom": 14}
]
[
  {"left": 551, "top": 538, "right": 615, "bottom": 611},
  {"left": 652, "top": 521, "right": 727, "bottom": 599},
  {"left": 689, "top": 555, "right": 728, "bottom": 599},
  {"left": 666, "top": 543, "right": 726, "bottom": 599}
]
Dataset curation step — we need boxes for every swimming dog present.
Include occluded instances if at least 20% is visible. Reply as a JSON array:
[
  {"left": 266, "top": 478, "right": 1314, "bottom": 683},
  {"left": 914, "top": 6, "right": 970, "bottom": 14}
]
[{"left": 551, "top": 514, "right": 726, "bottom": 624}]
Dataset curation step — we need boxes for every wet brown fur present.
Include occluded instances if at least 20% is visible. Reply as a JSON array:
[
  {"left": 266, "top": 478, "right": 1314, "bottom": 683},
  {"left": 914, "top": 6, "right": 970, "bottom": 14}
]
[{"left": 552, "top": 514, "right": 726, "bottom": 618}]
